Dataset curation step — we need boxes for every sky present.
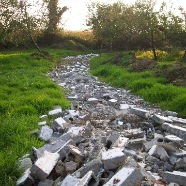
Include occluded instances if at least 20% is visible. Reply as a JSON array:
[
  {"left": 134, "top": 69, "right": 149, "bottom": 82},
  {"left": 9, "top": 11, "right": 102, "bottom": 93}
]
[{"left": 59, "top": 0, "right": 186, "bottom": 31}]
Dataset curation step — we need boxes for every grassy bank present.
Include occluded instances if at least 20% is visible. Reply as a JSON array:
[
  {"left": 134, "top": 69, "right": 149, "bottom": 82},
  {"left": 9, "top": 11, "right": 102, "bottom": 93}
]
[
  {"left": 0, "top": 49, "right": 87, "bottom": 185},
  {"left": 89, "top": 52, "right": 186, "bottom": 117}
]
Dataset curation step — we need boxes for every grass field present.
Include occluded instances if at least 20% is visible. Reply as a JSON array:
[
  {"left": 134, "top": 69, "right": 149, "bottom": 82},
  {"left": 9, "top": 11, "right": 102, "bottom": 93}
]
[
  {"left": 0, "top": 48, "right": 88, "bottom": 185},
  {"left": 89, "top": 52, "right": 186, "bottom": 117}
]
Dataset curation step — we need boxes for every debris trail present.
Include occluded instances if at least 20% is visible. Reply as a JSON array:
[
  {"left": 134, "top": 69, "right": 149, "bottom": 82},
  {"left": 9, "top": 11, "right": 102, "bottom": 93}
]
[{"left": 17, "top": 54, "right": 186, "bottom": 186}]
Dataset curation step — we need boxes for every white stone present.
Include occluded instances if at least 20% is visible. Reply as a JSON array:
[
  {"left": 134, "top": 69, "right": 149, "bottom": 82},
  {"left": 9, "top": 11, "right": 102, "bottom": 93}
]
[
  {"left": 39, "top": 126, "right": 53, "bottom": 141},
  {"left": 104, "top": 167, "right": 143, "bottom": 186},
  {"left": 31, "top": 151, "right": 60, "bottom": 180},
  {"left": 58, "top": 83, "right": 66, "bottom": 87},
  {"left": 102, "top": 148, "right": 126, "bottom": 170},
  {"left": 38, "top": 121, "right": 47, "bottom": 126},
  {"left": 109, "top": 99, "right": 117, "bottom": 103},
  {"left": 68, "top": 127, "right": 83, "bottom": 136},
  {"left": 87, "top": 98, "right": 99, "bottom": 102},
  {"left": 120, "top": 104, "right": 130, "bottom": 110},
  {"left": 48, "top": 108, "right": 62, "bottom": 116},
  {"left": 113, "top": 136, "right": 129, "bottom": 148}
]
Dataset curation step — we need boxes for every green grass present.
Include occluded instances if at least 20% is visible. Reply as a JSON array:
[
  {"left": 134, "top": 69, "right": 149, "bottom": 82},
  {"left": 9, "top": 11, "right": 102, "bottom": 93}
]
[
  {"left": 89, "top": 52, "right": 186, "bottom": 118},
  {"left": 0, "top": 48, "right": 89, "bottom": 185}
]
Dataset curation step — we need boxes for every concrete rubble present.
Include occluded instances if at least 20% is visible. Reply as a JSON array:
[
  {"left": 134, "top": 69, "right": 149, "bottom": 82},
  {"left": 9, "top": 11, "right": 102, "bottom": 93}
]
[{"left": 17, "top": 54, "right": 186, "bottom": 186}]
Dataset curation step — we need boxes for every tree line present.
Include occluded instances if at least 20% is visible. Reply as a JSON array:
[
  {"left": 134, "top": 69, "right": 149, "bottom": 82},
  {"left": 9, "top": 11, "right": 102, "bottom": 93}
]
[{"left": 87, "top": 0, "right": 186, "bottom": 60}]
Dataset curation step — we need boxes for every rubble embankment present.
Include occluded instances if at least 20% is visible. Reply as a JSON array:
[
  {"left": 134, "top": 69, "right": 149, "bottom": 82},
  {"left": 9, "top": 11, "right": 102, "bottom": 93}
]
[{"left": 17, "top": 54, "right": 186, "bottom": 186}]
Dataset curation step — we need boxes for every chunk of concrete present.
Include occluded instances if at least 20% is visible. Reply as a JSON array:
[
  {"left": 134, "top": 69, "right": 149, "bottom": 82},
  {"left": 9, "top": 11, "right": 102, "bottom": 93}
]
[
  {"left": 72, "top": 159, "right": 102, "bottom": 178},
  {"left": 60, "top": 175, "right": 80, "bottom": 186},
  {"left": 53, "top": 117, "right": 68, "bottom": 131},
  {"left": 113, "top": 136, "right": 129, "bottom": 148},
  {"left": 104, "top": 167, "right": 143, "bottom": 186},
  {"left": 165, "top": 135, "right": 184, "bottom": 148},
  {"left": 106, "top": 131, "right": 120, "bottom": 149},
  {"left": 16, "top": 168, "right": 35, "bottom": 186},
  {"left": 57, "top": 140, "right": 73, "bottom": 159},
  {"left": 77, "top": 171, "right": 97, "bottom": 186},
  {"left": 36, "top": 139, "right": 67, "bottom": 158},
  {"left": 39, "top": 126, "right": 53, "bottom": 141},
  {"left": 148, "top": 145, "right": 169, "bottom": 161},
  {"left": 30, "top": 151, "right": 60, "bottom": 180},
  {"left": 48, "top": 108, "right": 62, "bottom": 116},
  {"left": 160, "top": 171, "right": 186, "bottom": 186},
  {"left": 152, "top": 114, "right": 172, "bottom": 124},
  {"left": 130, "top": 107, "right": 149, "bottom": 118},
  {"left": 168, "top": 116, "right": 186, "bottom": 124},
  {"left": 123, "top": 129, "right": 145, "bottom": 139},
  {"left": 102, "top": 148, "right": 126, "bottom": 170},
  {"left": 162, "top": 123, "right": 186, "bottom": 141},
  {"left": 38, "top": 179, "right": 54, "bottom": 186},
  {"left": 65, "top": 161, "right": 78, "bottom": 173},
  {"left": 68, "top": 127, "right": 84, "bottom": 137}
]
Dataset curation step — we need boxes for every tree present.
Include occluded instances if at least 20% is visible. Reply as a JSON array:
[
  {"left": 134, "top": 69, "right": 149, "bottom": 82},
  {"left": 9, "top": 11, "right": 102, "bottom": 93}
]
[{"left": 44, "top": 0, "right": 68, "bottom": 33}]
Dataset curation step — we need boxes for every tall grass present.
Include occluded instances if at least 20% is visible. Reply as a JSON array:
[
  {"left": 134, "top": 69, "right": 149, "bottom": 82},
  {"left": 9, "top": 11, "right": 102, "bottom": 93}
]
[
  {"left": 89, "top": 52, "right": 186, "bottom": 117},
  {"left": 0, "top": 48, "right": 88, "bottom": 185}
]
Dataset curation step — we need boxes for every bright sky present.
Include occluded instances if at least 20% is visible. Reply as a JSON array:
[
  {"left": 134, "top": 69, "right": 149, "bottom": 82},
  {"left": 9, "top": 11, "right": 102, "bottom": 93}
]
[{"left": 60, "top": 0, "right": 186, "bottom": 31}]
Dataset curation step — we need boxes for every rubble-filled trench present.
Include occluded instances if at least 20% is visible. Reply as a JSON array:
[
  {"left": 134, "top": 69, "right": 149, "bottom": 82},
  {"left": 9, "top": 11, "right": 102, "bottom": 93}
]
[{"left": 17, "top": 54, "right": 186, "bottom": 186}]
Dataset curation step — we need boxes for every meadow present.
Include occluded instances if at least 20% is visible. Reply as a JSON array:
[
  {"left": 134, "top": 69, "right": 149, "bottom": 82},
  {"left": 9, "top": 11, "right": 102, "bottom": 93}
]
[{"left": 0, "top": 48, "right": 88, "bottom": 185}]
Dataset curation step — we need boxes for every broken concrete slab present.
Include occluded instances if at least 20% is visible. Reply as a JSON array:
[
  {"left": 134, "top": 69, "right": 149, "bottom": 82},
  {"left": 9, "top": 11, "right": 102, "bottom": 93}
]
[
  {"left": 30, "top": 151, "right": 60, "bottom": 180},
  {"left": 148, "top": 145, "right": 169, "bottom": 161},
  {"left": 103, "top": 167, "right": 143, "bottom": 186},
  {"left": 162, "top": 123, "right": 186, "bottom": 141},
  {"left": 160, "top": 171, "right": 186, "bottom": 186},
  {"left": 122, "top": 129, "right": 145, "bottom": 139},
  {"left": 168, "top": 116, "right": 186, "bottom": 124},
  {"left": 38, "top": 179, "right": 54, "bottom": 186},
  {"left": 152, "top": 114, "right": 173, "bottom": 124},
  {"left": 60, "top": 175, "right": 80, "bottom": 186},
  {"left": 16, "top": 169, "right": 35, "bottom": 186},
  {"left": 102, "top": 148, "right": 126, "bottom": 171},
  {"left": 164, "top": 135, "right": 184, "bottom": 148},
  {"left": 77, "top": 171, "right": 97, "bottom": 186},
  {"left": 72, "top": 159, "right": 102, "bottom": 178},
  {"left": 130, "top": 107, "right": 150, "bottom": 118},
  {"left": 39, "top": 126, "right": 53, "bottom": 141}
]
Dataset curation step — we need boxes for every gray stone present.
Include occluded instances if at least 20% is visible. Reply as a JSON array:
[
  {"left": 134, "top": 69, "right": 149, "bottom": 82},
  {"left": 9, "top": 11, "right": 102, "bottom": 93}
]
[
  {"left": 165, "top": 135, "right": 184, "bottom": 148},
  {"left": 77, "top": 171, "right": 97, "bottom": 186},
  {"left": 53, "top": 117, "right": 68, "bottom": 131},
  {"left": 30, "top": 151, "right": 60, "bottom": 180},
  {"left": 60, "top": 175, "right": 80, "bottom": 186},
  {"left": 102, "top": 148, "right": 126, "bottom": 170},
  {"left": 162, "top": 123, "right": 186, "bottom": 141},
  {"left": 164, "top": 110, "right": 178, "bottom": 117},
  {"left": 148, "top": 145, "right": 169, "bottom": 161},
  {"left": 36, "top": 139, "right": 66, "bottom": 158},
  {"left": 16, "top": 169, "right": 34, "bottom": 186},
  {"left": 126, "top": 138, "right": 145, "bottom": 151},
  {"left": 168, "top": 116, "right": 186, "bottom": 124},
  {"left": 18, "top": 157, "right": 32, "bottom": 172},
  {"left": 55, "top": 160, "right": 66, "bottom": 177},
  {"left": 104, "top": 167, "right": 143, "bottom": 186},
  {"left": 113, "top": 136, "right": 129, "bottom": 148},
  {"left": 72, "top": 159, "right": 102, "bottom": 178},
  {"left": 39, "top": 126, "right": 53, "bottom": 141},
  {"left": 58, "top": 140, "right": 73, "bottom": 159},
  {"left": 123, "top": 129, "right": 145, "bottom": 139},
  {"left": 106, "top": 131, "right": 120, "bottom": 149},
  {"left": 38, "top": 179, "right": 54, "bottom": 186},
  {"left": 65, "top": 161, "right": 78, "bottom": 173},
  {"left": 160, "top": 171, "right": 186, "bottom": 186},
  {"left": 152, "top": 114, "right": 173, "bottom": 124},
  {"left": 130, "top": 107, "right": 149, "bottom": 118}
]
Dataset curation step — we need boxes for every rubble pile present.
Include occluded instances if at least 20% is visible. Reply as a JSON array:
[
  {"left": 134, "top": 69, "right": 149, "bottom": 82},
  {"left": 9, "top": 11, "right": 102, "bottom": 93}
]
[{"left": 17, "top": 54, "right": 186, "bottom": 186}]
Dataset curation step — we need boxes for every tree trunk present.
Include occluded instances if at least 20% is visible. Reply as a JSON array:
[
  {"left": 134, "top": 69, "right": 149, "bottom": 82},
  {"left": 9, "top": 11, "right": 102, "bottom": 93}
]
[{"left": 152, "top": 48, "right": 157, "bottom": 61}]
